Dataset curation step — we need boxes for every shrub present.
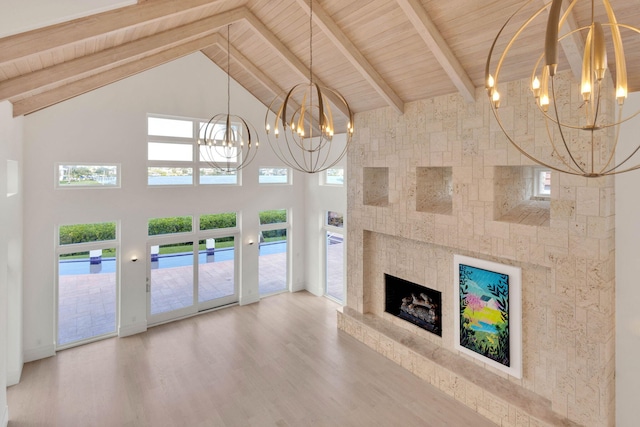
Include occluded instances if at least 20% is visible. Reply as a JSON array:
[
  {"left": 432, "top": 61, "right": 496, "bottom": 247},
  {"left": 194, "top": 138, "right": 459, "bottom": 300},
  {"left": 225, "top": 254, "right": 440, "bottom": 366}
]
[{"left": 59, "top": 222, "right": 116, "bottom": 245}]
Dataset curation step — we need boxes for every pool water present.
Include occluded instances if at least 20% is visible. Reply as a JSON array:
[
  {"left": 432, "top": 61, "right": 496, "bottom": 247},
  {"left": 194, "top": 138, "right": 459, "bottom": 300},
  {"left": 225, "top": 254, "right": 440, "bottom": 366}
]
[{"left": 59, "top": 241, "right": 286, "bottom": 275}]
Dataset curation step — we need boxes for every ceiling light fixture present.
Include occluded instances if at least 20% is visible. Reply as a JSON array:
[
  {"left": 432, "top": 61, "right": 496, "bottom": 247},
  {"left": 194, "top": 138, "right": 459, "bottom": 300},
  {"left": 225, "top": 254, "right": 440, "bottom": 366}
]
[
  {"left": 198, "top": 24, "right": 258, "bottom": 172},
  {"left": 486, "top": 0, "right": 640, "bottom": 177},
  {"left": 264, "top": 0, "right": 354, "bottom": 174}
]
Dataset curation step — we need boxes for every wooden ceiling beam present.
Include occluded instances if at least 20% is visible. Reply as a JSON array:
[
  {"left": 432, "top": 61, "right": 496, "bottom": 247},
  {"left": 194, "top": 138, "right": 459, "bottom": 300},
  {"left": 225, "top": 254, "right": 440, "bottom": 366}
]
[
  {"left": 10, "top": 34, "right": 221, "bottom": 116},
  {"left": 242, "top": 9, "right": 351, "bottom": 118},
  {"left": 201, "top": 37, "right": 314, "bottom": 135},
  {"left": 0, "top": 8, "right": 247, "bottom": 102},
  {"left": 540, "top": 0, "right": 583, "bottom": 80},
  {"left": 0, "top": 0, "right": 227, "bottom": 68},
  {"left": 202, "top": 36, "right": 283, "bottom": 102},
  {"left": 395, "top": 0, "right": 476, "bottom": 103},
  {"left": 293, "top": 0, "right": 404, "bottom": 115}
]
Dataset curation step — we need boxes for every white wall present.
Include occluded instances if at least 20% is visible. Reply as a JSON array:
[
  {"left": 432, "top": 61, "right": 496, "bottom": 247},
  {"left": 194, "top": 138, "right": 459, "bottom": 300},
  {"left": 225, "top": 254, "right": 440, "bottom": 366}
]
[
  {"left": 22, "top": 52, "right": 307, "bottom": 361},
  {"left": 615, "top": 91, "right": 640, "bottom": 427},
  {"left": 304, "top": 153, "right": 347, "bottom": 298},
  {"left": 0, "top": 100, "right": 24, "bottom": 426}
]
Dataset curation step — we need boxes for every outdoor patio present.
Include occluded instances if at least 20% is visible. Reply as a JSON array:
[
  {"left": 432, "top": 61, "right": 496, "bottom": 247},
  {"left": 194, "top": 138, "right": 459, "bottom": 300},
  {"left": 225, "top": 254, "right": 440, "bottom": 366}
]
[{"left": 58, "top": 240, "right": 344, "bottom": 347}]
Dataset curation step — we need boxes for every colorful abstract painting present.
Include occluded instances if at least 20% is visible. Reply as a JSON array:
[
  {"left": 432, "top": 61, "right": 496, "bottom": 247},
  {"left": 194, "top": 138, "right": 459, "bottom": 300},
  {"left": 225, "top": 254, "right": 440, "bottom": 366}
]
[
  {"left": 458, "top": 263, "right": 510, "bottom": 366},
  {"left": 454, "top": 255, "right": 522, "bottom": 378}
]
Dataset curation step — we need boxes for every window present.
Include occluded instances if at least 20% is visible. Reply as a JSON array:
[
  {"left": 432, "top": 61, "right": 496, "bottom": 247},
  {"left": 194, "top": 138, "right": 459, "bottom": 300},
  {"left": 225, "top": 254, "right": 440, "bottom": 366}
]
[
  {"left": 147, "top": 213, "right": 239, "bottom": 324},
  {"left": 148, "top": 216, "right": 193, "bottom": 236},
  {"left": 259, "top": 209, "right": 287, "bottom": 225},
  {"left": 200, "top": 168, "right": 238, "bottom": 185},
  {"left": 259, "top": 167, "right": 290, "bottom": 184},
  {"left": 59, "top": 222, "right": 116, "bottom": 245},
  {"left": 324, "top": 211, "right": 344, "bottom": 303},
  {"left": 326, "top": 211, "right": 344, "bottom": 228},
  {"left": 199, "top": 212, "right": 237, "bottom": 230},
  {"left": 534, "top": 168, "right": 551, "bottom": 198},
  {"left": 57, "top": 221, "right": 119, "bottom": 348},
  {"left": 148, "top": 142, "right": 193, "bottom": 161},
  {"left": 147, "top": 115, "right": 241, "bottom": 186},
  {"left": 322, "top": 167, "right": 344, "bottom": 186},
  {"left": 148, "top": 117, "right": 193, "bottom": 138},
  {"left": 258, "top": 209, "right": 289, "bottom": 295},
  {"left": 57, "top": 164, "right": 120, "bottom": 188}
]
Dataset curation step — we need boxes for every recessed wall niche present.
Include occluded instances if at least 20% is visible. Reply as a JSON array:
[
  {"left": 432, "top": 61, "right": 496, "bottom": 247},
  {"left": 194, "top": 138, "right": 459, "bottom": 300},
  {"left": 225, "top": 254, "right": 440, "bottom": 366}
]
[
  {"left": 494, "top": 166, "right": 550, "bottom": 226},
  {"left": 363, "top": 167, "right": 389, "bottom": 206},
  {"left": 416, "top": 167, "right": 452, "bottom": 215}
]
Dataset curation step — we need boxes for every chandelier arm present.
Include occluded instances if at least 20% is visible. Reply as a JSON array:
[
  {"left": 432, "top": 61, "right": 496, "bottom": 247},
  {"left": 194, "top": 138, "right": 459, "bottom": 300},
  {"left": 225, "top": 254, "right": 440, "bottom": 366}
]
[
  {"left": 543, "top": 110, "right": 584, "bottom": 174},
  {"left": 550, "top": 77, "right": 586, "bottom": 173},
  {"left": 490, "top": 101, "right": 584, "bottom": 175},
  {"left": 601, "top": 134, "right": 640, "bottom": 176},
  {"left": 598, "top": 104, "right": 623, "bottom": 174},
  {"left": 486, "top": 0, "right": 545, "bottom": 90}
]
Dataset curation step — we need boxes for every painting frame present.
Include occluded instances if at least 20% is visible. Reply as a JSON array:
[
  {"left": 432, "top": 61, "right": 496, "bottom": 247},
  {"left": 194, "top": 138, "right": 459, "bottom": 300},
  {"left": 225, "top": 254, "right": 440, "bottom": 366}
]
[{"left": 453, "top": 254, "right": 522, "bottom": 379}]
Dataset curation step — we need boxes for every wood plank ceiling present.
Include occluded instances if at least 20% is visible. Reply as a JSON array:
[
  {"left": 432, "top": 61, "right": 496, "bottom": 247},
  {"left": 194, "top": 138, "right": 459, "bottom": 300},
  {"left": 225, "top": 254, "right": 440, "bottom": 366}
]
[{"left": 1, "top": 0, "right": 639, "bottom": 128}]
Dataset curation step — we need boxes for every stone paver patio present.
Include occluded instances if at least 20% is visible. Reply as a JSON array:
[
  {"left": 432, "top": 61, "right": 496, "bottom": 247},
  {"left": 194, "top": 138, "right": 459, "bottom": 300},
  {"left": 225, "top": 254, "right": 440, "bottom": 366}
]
[{"left": 58, "top": 239, "right": 344, "bottom": 347}]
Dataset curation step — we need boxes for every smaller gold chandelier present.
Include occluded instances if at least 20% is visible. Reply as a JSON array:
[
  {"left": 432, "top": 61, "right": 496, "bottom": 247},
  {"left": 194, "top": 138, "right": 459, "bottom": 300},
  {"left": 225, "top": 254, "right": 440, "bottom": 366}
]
[
  {"left": 486, "top": 0, "right": 640, "bottom": 177},
  {"left": 264, "top": 0, "right": 353, "bottom": 174},
  {"left": 199, "top": 25, "right": 258, "bottom": 172}
]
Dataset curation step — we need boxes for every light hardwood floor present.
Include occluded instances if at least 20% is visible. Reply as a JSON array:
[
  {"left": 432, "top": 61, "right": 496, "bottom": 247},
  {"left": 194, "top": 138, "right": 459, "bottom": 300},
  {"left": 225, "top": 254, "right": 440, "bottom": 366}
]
[{"left": 8, "top": 292, "right": 496, "bottom": 427}]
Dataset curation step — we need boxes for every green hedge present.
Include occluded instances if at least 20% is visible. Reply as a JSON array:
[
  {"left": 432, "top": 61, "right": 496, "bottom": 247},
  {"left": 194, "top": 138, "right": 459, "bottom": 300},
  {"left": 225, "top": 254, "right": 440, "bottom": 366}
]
[
  {"left": 259, "top": 210, "right": 287, "bottom": 240},
  {"left": 200, "top": 213, "right": 237, "bottom": 230},
  {"left": 148, "top": 216, "right": 192, "bottom": 236},
  {"left": 258, "top": 209, "right": 287, "bottom": 225},
  {"left": 59, "top": 222, "right": 116, "bottom": 245}
]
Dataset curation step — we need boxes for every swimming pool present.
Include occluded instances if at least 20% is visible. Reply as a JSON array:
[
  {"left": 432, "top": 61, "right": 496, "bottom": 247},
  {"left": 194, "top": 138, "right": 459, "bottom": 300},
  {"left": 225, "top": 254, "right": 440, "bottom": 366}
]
[{"left": 59, "top": 241, "right": 286, "bottom": 275}]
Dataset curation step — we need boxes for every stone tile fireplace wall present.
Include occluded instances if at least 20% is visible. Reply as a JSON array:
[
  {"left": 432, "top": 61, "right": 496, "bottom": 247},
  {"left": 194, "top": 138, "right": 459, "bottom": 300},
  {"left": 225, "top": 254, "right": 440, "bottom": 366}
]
[{"left": 340, "top": 75, "right": 615, "bottom": 426}]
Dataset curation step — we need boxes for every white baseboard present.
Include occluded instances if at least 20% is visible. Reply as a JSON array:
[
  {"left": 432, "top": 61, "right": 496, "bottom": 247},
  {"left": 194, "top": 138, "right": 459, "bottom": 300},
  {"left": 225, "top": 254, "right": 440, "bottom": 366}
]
[
  {"left": 1, "top": 405, "right": 8, "bottom": 427},
  {"left": 240, "top": 294, "right": 259, "bottom": 306},
  {"left": 7, "top": 363, "right": 23, "bottom": 386},
  {"left": 118, "top": 321, "right": 147, "bottom": 338},
  {"left": 24, "top": 344, "right": 55, "bottom": 363}
]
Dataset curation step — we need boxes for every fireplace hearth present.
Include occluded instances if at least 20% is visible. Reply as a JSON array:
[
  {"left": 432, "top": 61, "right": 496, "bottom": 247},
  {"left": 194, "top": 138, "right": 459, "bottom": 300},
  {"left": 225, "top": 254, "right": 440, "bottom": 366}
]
[{"left": 384, "top": 274, "right": 441, "bottom": 336}]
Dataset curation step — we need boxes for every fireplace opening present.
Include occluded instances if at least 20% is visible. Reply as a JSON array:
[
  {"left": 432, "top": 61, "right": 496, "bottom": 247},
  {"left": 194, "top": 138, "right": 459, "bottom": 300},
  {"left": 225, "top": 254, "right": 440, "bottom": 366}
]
[{"left": 385, "top": 274, "right": 442, "bottom": 336}]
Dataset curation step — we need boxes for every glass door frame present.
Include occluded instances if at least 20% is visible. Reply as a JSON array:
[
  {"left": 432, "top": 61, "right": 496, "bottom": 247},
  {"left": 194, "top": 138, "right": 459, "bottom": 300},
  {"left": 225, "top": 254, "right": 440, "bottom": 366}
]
[
  {"left": 323, "top": 225, "right": 345, "bottom": 304},
  {"left": 258, "top": 222, "right": 291, "bottom": 296},
  {"left": 147, "top": 231, "right": 239, "bottom": 326},
  {"left": 55, "top": 240, "right": 120, "bottom": 350}
]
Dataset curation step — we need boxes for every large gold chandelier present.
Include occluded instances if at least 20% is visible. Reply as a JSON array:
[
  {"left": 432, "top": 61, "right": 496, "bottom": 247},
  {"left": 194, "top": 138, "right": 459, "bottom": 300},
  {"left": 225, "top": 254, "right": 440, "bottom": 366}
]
[
  {"left": 199, "top": 25, "right": 258, "bottom": 172},
  {"left": 486, "top": 0, "right": 640, "bottom": 177},
  {"left": 264, "top": 0, "right": 354, "bottom": 174}
]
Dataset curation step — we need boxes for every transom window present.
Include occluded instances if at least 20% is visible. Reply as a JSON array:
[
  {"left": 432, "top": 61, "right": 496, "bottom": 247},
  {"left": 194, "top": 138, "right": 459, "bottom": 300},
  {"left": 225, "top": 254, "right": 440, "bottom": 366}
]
[
  {"left": 534, "top": 168, "right": 551, "bottom": 198},
  {"left": 321, "top": 167, "right": 344, "bottom": 186},
  {"left": 57, "top": 164, "right": 120, "bottom": 188},
  {"left": 147, "top": 115, "right": 239, "bottom": 186},
  {"left": 259, "top": 167, "right": 291, "bottom": 184}
]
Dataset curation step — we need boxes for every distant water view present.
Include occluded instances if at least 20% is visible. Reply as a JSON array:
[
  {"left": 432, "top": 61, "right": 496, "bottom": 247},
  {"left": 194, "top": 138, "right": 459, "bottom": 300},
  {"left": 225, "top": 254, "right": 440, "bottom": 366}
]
[
  {"left": 326, "top": 175, "right": 343, "bottom": 185},
  {"left": 148, "top": 175, "right": 289, "bottom": 185}
]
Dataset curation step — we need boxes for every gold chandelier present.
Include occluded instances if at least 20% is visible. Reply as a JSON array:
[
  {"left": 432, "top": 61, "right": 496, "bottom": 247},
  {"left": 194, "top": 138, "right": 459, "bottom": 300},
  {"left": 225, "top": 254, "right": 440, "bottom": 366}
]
[
  {"left": 264, "top": 0, "right": 354, "bottom": 174},
  {"left": 486, "top": 0, "right": 640, "bottom": 177},
  {"left": 199, "top": 25, "right": 258, "bottom": 172}
]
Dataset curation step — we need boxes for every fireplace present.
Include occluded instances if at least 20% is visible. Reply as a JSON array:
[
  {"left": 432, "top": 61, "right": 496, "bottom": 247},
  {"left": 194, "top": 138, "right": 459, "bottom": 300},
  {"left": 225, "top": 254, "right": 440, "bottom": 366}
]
[{"left": 384, "top": 274, "right": 442, "bottom": 336}]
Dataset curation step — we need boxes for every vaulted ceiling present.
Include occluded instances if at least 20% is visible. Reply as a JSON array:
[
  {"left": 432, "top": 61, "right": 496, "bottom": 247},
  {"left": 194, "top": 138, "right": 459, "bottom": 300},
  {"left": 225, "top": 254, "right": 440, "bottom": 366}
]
[{"left": 1, "top": 0, "right": 639, "bottom": 127}]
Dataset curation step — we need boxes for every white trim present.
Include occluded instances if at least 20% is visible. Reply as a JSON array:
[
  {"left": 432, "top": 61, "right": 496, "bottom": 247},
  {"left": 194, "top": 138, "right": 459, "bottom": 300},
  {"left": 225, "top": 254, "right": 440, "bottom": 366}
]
[
  {"left": 118, "top": 321, "right": 147, "bottom": 338},
  {"left": 240, "top": 294, "right": 260, "bottom": 306},
  {"left": 453, "top": 254, "right": 522, "bottom": 379},
  {"left": 24, "top": 344, "right": 56, "bottom": 363},
  {"left": 7, "top": 362, "right": 23, "bottom": 386},
  {"left": 1, "top": 405, "right": 8, "bottom": 427}
]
